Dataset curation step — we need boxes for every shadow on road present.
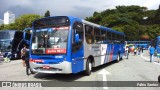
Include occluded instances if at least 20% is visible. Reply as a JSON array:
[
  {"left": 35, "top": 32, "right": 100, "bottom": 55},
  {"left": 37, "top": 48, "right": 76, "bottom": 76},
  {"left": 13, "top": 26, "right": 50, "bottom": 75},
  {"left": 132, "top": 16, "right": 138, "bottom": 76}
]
[{"left": 34, "top": 72, "right": 85, "bottom": 81}]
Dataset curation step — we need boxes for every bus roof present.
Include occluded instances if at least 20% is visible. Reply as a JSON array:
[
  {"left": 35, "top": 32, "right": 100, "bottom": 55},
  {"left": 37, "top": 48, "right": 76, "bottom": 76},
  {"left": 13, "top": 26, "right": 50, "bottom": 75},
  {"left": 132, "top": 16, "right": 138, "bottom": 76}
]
[
  {"left": 68, "top": 16, "right": 125, "bottom": 36},
  {"left": 33, "top": 16, "right": 125, "bottom": 36}
]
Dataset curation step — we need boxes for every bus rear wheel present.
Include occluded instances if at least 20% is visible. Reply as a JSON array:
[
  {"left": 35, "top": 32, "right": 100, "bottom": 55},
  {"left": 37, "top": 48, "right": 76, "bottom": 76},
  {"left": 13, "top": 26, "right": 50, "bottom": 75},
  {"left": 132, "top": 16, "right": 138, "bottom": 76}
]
[
  {"left": 117, "top": 54, "right": 120, "bottom": 63},
  {"left": 85, "top": 59, "right": 92, "bottom": 76}
]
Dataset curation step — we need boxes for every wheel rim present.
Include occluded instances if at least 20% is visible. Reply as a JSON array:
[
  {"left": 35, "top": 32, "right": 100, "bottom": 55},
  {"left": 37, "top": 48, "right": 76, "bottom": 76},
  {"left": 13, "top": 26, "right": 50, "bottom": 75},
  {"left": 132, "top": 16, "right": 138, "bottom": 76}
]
[
  {"left": 118, "top": 55, "right": 120, "bottom": 61},
  {"left": 89, "top": 62, "right": 92, "bottom": 72}
]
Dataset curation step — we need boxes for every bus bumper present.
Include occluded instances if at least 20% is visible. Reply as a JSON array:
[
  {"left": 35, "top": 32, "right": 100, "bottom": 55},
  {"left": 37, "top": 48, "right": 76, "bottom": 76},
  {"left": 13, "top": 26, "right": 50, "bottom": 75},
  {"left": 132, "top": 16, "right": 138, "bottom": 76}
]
[{"left": 30, "top": 61, "right": 72, "bottom": 74}]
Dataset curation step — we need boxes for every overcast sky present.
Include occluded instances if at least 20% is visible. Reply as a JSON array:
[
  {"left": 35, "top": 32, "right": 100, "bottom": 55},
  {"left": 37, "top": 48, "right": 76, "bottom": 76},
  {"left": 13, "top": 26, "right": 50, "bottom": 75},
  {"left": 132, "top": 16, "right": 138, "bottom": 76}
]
[{"left": 0, "top": 0, "right": 160, "bottom": 19}]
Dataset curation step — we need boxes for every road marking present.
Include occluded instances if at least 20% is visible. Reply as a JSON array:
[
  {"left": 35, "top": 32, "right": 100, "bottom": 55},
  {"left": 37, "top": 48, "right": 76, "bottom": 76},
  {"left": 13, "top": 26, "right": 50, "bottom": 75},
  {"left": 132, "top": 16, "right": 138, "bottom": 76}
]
[
  {"left": 98, "top": 69, "right": 111, "bottom": 89},
  {"left": 141, "top": 53, "right": 160, "bottom": 65}
]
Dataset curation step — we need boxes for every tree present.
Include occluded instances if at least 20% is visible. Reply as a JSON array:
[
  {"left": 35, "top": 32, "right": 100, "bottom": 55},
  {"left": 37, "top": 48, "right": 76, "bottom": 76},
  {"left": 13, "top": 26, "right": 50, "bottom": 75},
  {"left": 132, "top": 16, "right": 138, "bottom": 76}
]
[
  {"left": 44, "top": 10, "right": 50, "bottom": 17},
  {"left": 0, "top": 14, "right": 41, "bottom": 30},
  {"left": 154, "top": 5, "right": 160, "bottom": 24},
  {"left": 15, "top": 14, "right": 41, "bottom": 30},
  {"left": 85, "top": 5, "right": 158, "bottom": 40}
]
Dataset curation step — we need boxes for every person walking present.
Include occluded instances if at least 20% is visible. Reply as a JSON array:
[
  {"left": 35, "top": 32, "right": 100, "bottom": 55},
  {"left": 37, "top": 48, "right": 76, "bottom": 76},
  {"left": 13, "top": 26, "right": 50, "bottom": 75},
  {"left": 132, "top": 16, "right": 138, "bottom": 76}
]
[
  {"left": 138, "top": 46, "right": 141, "bottom": 55},
  {"left": 25, "top": 46, "right": 34, "bottom": 75},
  {"left": 134, "top": 48, "right": 137, "bottom": 56},
  {"left": 126, "top": 46, "right": 129, "bottom": 59},
  {"left": 149, "top": 45, "right": 155, "bottom": 62},
  {"left": 156, "top": 45, "right": 160, "bottom": 63},
  {"left": 141, "top": 45, "right": 144, "bottom": 53},
  {"left": 21, "top": 44, "right": 27, "bottom": 67}
]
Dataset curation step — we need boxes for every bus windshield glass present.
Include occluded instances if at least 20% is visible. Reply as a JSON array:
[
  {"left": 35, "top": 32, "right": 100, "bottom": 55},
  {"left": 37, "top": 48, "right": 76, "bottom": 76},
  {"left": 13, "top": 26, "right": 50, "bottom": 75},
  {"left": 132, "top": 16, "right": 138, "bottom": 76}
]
[
  {"left": 32, "top": 26, "right": 69, "bottom": 55},
  {"left": 32, "top": 17, "right": 70, "bottom": 55},
  {"left": 0, "top": 32, "right": 14, "bottom": 39},
  {"left": 0, "top": 40, "right": 12, "bottom": 52}
]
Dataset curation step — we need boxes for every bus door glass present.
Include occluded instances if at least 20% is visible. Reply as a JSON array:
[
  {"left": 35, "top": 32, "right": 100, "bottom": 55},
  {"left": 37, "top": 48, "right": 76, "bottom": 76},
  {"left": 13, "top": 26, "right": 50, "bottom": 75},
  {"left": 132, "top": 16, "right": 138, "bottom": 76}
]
[{"left": 71, "top": 22, "right": 84, "bottom": 73}]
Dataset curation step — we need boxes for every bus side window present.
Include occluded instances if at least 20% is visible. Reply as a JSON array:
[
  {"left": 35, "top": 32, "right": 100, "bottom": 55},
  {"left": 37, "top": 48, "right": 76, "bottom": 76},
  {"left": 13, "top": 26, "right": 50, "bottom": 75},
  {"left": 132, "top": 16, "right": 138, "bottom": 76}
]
[
  {"left": 107, "top": 31, "right": 112, "bottom": 44},
  {"left": 94, "top": 27, "right": 101, "bottom": 44},
  {"left": 101, "top": 30, "right": 106, "bottom": 44},
  {"left": 85, "top": 25, "right": 94, "bottom": 44},
  {"left": 72, "top": 22, "right": 84, "bottom": 52}
]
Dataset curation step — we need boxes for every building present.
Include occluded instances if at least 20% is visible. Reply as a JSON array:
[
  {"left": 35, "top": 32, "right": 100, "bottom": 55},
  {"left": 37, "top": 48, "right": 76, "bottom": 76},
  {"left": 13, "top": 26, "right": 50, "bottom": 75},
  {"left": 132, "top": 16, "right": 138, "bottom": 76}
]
[
  {"left": 0, "top": 19, "right": 3, "bottom": 25},
  {"left": 4, "top": 11, "right": 15, "bottom": 24}
]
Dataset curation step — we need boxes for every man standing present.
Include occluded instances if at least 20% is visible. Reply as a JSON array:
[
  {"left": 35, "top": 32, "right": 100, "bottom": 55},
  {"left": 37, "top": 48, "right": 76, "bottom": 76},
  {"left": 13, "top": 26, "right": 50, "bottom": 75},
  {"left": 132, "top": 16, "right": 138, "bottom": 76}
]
[
  {"left": 25, "top": 45, "right": 34, "bottom": 75},
  {"left": 141, "top": 45, "right": 144, "bottom": 53},
  {"left": 149, "top": 45, "right": 155, "bottom": 62},
  {"left": 21, "top": 45, "right": 27, "bottom": 67},
  {"left": 126, "top": 46, "right": 129, "bottom": 59}
]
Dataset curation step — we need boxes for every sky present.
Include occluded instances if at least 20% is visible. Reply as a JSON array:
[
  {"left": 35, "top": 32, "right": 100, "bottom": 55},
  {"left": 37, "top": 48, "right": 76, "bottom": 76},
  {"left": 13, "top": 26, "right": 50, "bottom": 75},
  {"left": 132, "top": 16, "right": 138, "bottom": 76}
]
[{"left": 0, "top": 0, "right": 160, "bottom": 19}]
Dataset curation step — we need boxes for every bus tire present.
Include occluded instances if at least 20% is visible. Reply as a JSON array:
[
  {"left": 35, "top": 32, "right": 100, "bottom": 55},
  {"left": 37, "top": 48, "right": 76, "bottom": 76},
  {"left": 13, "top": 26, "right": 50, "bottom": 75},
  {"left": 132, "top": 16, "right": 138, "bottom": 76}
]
[
  {"left": 85, "top": 59, "right": 92, "bottom": 76},
  {"left": 117, "top": 54, "right": 120, "bottom": 63}
]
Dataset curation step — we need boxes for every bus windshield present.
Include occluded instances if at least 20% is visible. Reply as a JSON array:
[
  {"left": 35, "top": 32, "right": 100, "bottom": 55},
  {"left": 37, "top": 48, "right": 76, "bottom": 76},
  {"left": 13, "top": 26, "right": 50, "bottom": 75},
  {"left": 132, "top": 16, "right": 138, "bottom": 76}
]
[
  {"left": 31, "top": 27, "right": 69, "bottom": 54},
  {"left": 0, "top": 40, "right": 12, "bottom": 52}
]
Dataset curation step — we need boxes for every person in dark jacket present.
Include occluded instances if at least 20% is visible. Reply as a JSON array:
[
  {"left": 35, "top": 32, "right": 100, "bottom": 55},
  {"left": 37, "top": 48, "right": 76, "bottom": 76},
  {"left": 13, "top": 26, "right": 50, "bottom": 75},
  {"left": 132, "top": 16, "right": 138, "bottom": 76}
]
[{"left": 25, "top": 46, "right": 34, "bottom": 75}]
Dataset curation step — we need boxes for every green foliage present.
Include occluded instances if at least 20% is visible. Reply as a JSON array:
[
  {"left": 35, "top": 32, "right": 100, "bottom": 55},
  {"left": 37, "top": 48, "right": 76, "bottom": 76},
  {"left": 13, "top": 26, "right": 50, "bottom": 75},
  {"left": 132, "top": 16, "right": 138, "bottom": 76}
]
[
  {"left": 85, "top": 5, "right": 160, "bottom": 40},
  {"left": 154, "top": 5, "right": 160, "bottom": 24},
  {"left": 0, "top": 14, "right": 41, "bottom": 30}
]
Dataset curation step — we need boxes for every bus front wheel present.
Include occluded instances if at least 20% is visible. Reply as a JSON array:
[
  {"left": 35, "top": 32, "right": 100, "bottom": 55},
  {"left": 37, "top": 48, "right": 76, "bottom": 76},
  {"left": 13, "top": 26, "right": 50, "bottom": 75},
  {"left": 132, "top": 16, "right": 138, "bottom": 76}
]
[{"left": 85, "top": 59, "right": 92, "bottom": 76}]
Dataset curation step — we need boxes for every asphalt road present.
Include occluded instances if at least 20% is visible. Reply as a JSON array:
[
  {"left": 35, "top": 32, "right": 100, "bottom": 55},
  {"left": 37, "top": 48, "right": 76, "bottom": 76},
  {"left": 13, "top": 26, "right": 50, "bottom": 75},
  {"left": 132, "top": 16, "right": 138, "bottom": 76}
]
[{"left": 0, "top": 50, "right": 160, "bottom": 90}]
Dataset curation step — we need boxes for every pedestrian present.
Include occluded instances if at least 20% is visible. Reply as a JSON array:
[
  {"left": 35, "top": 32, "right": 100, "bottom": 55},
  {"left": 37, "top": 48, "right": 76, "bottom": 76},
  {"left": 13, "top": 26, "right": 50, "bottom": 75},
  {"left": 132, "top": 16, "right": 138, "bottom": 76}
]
[
  {"left": 126, "top": 46, "right": 129, "bottom": 59},
  {"left": 149, "top": 45, "right": 155, "bottom": 62},
  {"left": 141, "top": 45, "right": 144, "bottom": 53},
  {"left": 138, "top": 46, "right": 141, "bottom": 55},
  {"left": 156, "top": 45, "right": 160, "bottom": 63},
  {"left": 25, "top": 45, "right": 34, "bottom": 75},
  {"left": 134, "top": 48, "right": 137, "bottom": 55},
  {"left": 21, "top": 44, "right": 27, "bottom": 67}
]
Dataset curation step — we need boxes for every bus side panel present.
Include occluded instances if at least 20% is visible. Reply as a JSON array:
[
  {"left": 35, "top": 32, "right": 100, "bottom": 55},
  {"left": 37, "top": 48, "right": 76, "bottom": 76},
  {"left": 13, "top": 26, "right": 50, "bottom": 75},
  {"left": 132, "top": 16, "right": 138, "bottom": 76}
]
[
  {"left": 84, "top": 42, "right": 102, "bottom": 68},
  {"left": 71, "top": 45, "right": 84, "bottom": 73},
  {"left": 111, "top": 44, "right": 124, "bottom": 61},
  {"left": 102, "top": 44, "right": 115, "bottom": 63},
  {"left": 120, "top": 44, "right": 125, "bottom": 58},
  {"left": 112, "top": 44, "right": 119, "bottom": 61}
]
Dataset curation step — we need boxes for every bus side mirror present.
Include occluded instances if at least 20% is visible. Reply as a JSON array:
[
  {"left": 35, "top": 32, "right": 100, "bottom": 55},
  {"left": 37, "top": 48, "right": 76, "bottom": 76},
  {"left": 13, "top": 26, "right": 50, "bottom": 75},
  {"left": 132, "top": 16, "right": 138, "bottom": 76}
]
[{"left": 75, "top": 34, "right": 80, "bottom": 43}]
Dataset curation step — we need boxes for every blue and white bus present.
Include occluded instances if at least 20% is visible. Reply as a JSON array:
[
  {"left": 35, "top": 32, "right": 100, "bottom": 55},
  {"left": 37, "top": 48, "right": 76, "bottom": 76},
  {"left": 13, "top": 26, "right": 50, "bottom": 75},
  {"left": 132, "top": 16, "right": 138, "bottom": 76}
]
[
  {"left": 29, "top": 16, "right": 125, "bottom": 75},
  {"left": 126, "top": 41, "right": 151, "bottom": 49}
]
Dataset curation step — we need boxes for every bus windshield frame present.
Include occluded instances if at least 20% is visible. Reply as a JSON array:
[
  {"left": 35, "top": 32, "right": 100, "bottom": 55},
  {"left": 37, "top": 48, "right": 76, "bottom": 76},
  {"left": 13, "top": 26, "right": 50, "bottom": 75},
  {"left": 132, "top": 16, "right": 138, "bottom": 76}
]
[{"left": 31, "top": 16, "right": 70, "bottom": 55}]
